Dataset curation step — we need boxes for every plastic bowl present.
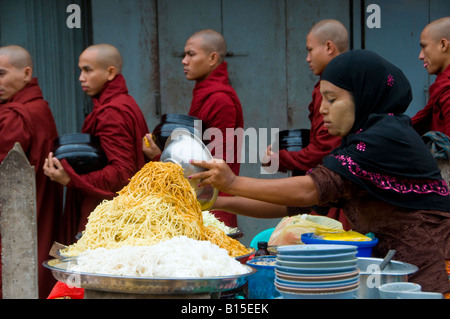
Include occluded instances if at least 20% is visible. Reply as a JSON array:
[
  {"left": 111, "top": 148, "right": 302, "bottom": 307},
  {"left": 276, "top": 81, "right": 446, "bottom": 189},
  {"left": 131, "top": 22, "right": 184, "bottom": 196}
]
[
  {"left": 246, "top": 256, "right": 280, "bottom": 299},
  {"left": 273, "top": 129, "right": 310, "bottom": 152},
  {"left": 301, "top": 233, "right": 378, "bottom": 257},
  {"left": 378, "top": 282, "right": 442, "bottom": 299},
  {"left": 378, "top": 282, "right": 443, "bottom": 299}
]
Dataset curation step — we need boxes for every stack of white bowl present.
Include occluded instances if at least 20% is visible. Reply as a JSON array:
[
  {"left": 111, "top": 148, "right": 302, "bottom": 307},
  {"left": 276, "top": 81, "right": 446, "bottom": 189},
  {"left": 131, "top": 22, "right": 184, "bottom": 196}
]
[{"left": 275, "top": 244, "right": 360, "bottom": 299}]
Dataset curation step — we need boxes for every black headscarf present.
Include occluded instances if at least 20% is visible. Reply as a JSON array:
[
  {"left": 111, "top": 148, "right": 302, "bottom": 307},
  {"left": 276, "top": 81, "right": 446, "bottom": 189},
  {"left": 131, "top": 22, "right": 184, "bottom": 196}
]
[{"left": 320, "top": 50, "right": 450, "bottom": 212}]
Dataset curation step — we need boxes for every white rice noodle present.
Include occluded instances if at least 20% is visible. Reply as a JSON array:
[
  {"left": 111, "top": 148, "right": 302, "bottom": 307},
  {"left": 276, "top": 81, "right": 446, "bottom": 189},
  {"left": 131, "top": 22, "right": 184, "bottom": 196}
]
[{"left": 67, "top": 236, "right": 249, "bottom": 278}]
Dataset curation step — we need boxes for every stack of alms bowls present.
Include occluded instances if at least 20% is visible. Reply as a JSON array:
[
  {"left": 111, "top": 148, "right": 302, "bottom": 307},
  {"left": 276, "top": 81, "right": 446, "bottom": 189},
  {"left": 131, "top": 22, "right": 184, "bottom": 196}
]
[{"left": 274, "top": 244, "right": 360, "bottom": 299}]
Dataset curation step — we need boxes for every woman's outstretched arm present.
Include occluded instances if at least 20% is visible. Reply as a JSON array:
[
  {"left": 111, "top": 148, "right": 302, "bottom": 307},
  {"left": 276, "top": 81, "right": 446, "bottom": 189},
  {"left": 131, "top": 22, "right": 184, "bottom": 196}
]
[
  {"left": 190, "top": 159, "right": 319, "bottom": 208},
  {"left": 212, "top": 196, "right": 289, "bottom": 219}
]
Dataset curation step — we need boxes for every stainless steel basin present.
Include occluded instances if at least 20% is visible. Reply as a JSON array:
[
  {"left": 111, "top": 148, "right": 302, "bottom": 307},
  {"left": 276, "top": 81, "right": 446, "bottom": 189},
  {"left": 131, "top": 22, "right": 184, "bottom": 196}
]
[
  {"left": 357, "top": 257, "right": 418, "bottom": 299},
  {"left": 160, "top": 128, "right": 218, "bottom": 211}
]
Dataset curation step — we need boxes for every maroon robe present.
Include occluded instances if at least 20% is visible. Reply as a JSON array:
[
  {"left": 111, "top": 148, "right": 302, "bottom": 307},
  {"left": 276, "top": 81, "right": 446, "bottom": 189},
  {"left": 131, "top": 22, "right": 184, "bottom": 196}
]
[
  {"left": 0, "top": 78, "right": 63, "bottom": 298},
  {"left": 412, "top": 64, "right": 450, "bottom": 136},
  {"left": 189, "top": 62, "right": 244, "bottom": 227},
  {"left": 61, "top": 74, "right": 149, "bottom": 245}
]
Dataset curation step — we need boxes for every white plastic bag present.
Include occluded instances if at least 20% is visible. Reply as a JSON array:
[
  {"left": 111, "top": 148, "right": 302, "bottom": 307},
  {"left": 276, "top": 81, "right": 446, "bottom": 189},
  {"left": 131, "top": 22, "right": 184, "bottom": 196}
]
[{"left": 268, "top": 214, "right": 343, "bottom": 246}]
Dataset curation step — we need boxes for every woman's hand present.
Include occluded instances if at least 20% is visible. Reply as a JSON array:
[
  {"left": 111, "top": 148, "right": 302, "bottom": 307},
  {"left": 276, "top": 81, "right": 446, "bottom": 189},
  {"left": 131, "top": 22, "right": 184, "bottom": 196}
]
[
  {"left": 142, "top": 133, "right": 162, "bottom": 160},
  {"left": 189, "top": 158, "right": 237, "bottom": 193},
  {"left": 43, "top": 152, "right": 71, "bottom": 186}
]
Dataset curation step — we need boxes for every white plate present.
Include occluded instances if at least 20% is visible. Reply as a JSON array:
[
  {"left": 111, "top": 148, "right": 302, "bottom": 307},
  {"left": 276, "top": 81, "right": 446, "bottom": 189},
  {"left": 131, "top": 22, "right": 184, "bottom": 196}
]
[
  {"left": 275, "top": 281, "right": 359, "bottom": 293},
  {"left": 277, "top": 244, "right": 357, "bottom": 256},
  {"left": 277, "top": 286, "right": 358, "bottom": 299},
  {"left": 275, "top": 264, "right": 357, "bottom": 275},
  {"left": 276, "top": 251, "right": 357, "bottom": 262},
  {"left": 275, "top": 268, "right": 359, "bottom": 281},
  {"left": 275, "top": 258, "right": 358, "bottom": 269},
  {"left": 275, "top": 275, "right": 359, "bottom": 289}
]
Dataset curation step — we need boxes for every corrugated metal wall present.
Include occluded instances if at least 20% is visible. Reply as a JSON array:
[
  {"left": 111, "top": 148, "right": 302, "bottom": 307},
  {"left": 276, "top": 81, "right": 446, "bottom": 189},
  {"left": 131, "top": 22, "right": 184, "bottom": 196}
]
[
  {"left": 362, "top": 0, "right": 450, "bottom": 116},
  {"left": 0, "top": 0, "right": 90, "bottom": 136}
]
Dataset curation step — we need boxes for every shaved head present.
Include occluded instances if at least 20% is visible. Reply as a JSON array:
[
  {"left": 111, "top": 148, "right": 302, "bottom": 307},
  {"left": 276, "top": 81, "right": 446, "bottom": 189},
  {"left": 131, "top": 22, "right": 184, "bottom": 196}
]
[
  {"left": 419, "top": 17, "right": 450, "bottom": 74},
  {"left": 0, "top": 45, "right": 33, "bottom": 101},
  {"left": 78, "top": 44, "right": 123, "bottom": 96},
  {"left": 83, "top": 44, "right": 123, "bottom": 73},
  {"left": 0, "top": 45, "right": 33, "bottom": 70},
  {"left": 188, "top": 29, "right": 227, "bottom": 63},
  {"left": 309, "top": 19, "right": 349, "bottom": 53},
  {"left": 424, "top": 17, "right": 450, "bottom": 42}
]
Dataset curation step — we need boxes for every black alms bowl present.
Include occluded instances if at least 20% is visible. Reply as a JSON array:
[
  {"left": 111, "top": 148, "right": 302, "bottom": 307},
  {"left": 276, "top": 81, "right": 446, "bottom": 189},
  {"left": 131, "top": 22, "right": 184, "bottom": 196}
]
[
  {"left": 53, "top": 133, "right": 107, "bottom": 174},
  {"left": 277, "top": 129, "right": 310, "bottom": 151},
  {"left": 152, "top": 114, "right": 204, "bottom": 150}
]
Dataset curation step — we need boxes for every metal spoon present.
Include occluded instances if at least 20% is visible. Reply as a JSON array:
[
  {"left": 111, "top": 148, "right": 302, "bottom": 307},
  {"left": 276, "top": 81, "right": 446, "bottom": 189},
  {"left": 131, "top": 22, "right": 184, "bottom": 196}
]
[{"left": 379, "top": 249, "right": 396, "bottom": 270}]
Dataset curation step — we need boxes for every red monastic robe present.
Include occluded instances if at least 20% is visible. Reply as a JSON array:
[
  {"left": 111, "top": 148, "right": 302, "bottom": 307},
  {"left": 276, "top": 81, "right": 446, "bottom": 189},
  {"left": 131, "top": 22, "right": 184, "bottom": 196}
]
[
  {"left": 412, "top": 64, "right": 450, "bottom": 137},
  {"left": 189, "top": 62, "right": 244, "bottom": 227},
  {"left": 0, "top": 78, "right": 63, "bottom": 298},
  {"left": 60, "top": 74, "right": 149, "bottom": 245}
]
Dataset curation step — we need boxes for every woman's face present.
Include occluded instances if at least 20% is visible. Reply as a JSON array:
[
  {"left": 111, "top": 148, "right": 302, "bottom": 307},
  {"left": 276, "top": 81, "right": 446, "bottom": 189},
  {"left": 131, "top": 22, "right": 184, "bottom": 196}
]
[{"left": 319, "top": 80, "right": 355, "bottom": 137}]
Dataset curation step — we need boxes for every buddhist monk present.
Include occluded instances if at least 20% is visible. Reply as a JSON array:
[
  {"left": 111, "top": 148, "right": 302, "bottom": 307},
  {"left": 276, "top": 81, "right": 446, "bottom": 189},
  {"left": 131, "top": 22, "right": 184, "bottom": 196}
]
[
  {"left": 263, "top": 19, "right": 350, "bottom": 230},
  {"left": 44, "top": 44, "right": 149, "bottom": 245},
  {"left": 143, "top": 29, "right": 244, "bottom": 228},
  {"left": 267, "top": 19, "right": 347, "bottom": 175},
  {"left": 412, "top": 17, "right": 450, "bottom": 136},
  {"left": 0, "top": 45, "right": 63, "bottom": 298}
]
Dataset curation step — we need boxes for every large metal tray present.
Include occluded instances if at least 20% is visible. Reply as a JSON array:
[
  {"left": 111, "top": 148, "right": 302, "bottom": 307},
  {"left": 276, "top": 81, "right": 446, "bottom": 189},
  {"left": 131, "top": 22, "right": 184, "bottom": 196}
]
[{"left": 43, "top": 258, "right": 256, "bottom": 295}]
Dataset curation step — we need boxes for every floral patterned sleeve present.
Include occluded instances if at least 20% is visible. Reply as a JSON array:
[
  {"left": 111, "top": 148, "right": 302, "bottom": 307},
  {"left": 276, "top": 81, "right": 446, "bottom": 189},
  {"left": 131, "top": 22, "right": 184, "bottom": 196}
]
[
  {"left": 307, "top": 165, "right": 355, "bottom": 206},
  {"left": 286, "top": 165, "right": 354, "bottom": 216}
]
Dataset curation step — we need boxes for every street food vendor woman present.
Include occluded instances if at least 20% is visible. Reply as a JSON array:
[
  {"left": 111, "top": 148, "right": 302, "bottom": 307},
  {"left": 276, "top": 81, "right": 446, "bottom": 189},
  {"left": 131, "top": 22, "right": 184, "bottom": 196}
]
[{"left": 191, "top": 50, "right": 450, "bottom": 296}]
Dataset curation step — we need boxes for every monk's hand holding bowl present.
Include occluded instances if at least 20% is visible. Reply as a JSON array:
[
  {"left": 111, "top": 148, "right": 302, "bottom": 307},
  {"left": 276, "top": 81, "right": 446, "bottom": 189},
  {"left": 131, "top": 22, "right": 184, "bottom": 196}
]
[
  {"left": 142, "top": 133, "right": 161, "bottom": 160},
  {"left": 189, "top": 158, "right": 236, "bottom": 194},
  {"left": 43, "top": 152, "right": 71, "bottom": 186}
]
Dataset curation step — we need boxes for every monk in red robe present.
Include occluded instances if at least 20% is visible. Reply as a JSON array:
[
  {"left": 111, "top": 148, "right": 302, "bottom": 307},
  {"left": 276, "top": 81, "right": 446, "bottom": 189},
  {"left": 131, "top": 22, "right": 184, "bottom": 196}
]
[
  {"left": 412, "top": 17, "right": 450, "bottom": 137},
  {"left": 44, "top": 44, "right": 149, "bottom": 245},
  {"left": 0, "top": 45, "right": 63, "bottom": 298},
  {"left": 182, "top": 30, "right": 243, "bottom": 228},
  {"left": 143, "top": 30, "right": 244, "bottom": 228},
  {"left": 263, "top": 20, "right": 349, "bottom": 230}
]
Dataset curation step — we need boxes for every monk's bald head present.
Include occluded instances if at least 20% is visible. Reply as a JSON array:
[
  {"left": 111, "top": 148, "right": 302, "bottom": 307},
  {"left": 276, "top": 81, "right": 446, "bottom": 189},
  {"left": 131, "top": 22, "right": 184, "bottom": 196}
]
[
  {"left": 78, "top": 44, "right": 123, "bottom": 96},
  {"left": 309, "top": 19, "right": 349, "bottom": 53},
  {"left": 189, "top": 29, "right": 227, "bottom": 63},
  {"left": 0, "top": 45, "right": 34, "bottom": 101},
  {"left": 424, "top": 17, "right": 450, "bottom": 42},
  {"left": 420, "top": 17, "right": 450, "bottom": 75},
  {"left": 82, "top": 44, "right": 123, "bottom": 73},
  {"left": 0, "top": 45, "right": 33, "bottom": 70}
]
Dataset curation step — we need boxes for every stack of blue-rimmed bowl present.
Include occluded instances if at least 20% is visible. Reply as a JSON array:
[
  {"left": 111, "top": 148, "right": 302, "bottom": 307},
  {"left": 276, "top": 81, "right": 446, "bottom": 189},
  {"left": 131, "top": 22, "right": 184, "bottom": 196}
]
[{"left": 275, "top": 244, "right": 360, "bottom": 299}]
